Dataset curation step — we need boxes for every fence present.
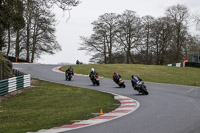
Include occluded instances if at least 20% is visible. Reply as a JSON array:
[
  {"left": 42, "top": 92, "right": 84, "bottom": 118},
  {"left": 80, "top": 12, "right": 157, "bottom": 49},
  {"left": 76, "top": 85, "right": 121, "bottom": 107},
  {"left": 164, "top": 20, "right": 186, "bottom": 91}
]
[
  {"left": 0, "top": 69, "right": 31, "bottom": 96},
  {"left": 167, "top": 63, "right": 183, "bottom": 67},
  {"left": 185, "top": 62, "right": 200, "bottom": 68},
  {"left": 7, "top": 56, "right": 28, "bottom": 63},
  {"left": 168, "top": 62, "right": 200, "bottom": 68}
]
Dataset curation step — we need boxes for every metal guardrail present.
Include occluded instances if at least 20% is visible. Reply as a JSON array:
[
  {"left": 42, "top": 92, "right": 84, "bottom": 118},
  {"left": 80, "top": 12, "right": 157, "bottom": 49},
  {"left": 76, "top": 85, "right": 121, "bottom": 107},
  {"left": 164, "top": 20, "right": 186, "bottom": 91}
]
[
  {"left": 13, "top": 69, "right": 25, "bottom": 76},
  {"left": 0, "top": 69, "right": 31, "bottom": 96},
  {"left": 167, "top": 63, "right": 183, "bottom": 67}
]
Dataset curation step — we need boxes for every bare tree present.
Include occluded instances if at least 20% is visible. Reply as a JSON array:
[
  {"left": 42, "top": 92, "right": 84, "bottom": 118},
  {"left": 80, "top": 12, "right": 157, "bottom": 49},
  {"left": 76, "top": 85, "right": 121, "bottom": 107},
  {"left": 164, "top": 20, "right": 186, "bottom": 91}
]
[
  {"left": 0, "top": 0, "right": 24, "bottom": 56},
  {"left": 165, "top": 4, "right": 189, "bottom": 63},
  {"left": 141, "top": 15, "right": 155, "bottom": 64},
  {"left": 79, "top": 33, "right": 107, "bottom": 64},
  {"left": 30, "top": 6, "right": 61, "bottom": 62},
  {"left": 1, "top": 0, "right": 80, "bottom": 62},
  {"left": 80, "top": 13, "right": 118, "bottom": 64},
  {"left": 193, "top": 13, "right": 200, "bottom": 32},
  {"left": 116, "top": 10, "right": 142, "bottom": 64}
]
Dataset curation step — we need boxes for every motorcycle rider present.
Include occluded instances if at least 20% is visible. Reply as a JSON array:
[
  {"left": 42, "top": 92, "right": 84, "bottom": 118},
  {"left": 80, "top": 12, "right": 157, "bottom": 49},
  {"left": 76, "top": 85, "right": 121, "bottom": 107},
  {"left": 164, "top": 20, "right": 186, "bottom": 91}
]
[
  {"left": 113, "top": 71, "right": 121, "bottom": 83},
  {"left": 65, "top": 66, "right": 74, "bottom": 75},
  {"left": 89, "top": 68, "right": 98, "bottom": 80},
  {"left": 131, "top": 74, "right": 142, "bottom": 90}
]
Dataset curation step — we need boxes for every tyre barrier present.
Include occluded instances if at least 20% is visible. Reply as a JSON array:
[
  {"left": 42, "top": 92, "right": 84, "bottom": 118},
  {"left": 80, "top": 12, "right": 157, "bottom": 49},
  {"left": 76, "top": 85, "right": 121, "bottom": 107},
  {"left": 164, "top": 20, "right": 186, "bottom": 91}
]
[{"left": 0, "top": 74, "right": 31, "bottom": 96}]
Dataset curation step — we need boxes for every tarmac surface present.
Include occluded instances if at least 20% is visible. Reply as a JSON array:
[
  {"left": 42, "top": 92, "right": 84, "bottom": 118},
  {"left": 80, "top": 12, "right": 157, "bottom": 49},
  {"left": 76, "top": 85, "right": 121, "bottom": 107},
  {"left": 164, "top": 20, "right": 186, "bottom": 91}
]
[{"left": 14, "top": 64, "right": 200, "bottom": 133}]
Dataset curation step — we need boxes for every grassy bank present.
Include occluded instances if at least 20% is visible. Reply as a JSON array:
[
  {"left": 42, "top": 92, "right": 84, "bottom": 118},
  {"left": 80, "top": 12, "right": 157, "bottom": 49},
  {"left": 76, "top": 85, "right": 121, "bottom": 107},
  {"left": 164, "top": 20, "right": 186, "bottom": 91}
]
[
  {"left": 62, "top": 64, "right": 200, "bottom": 87},
  {"left": 0, "top": 52, "right": 13, "bottom": 80},
  {"left": 0, "top": 79, "right": 120, "bottom": 133}
]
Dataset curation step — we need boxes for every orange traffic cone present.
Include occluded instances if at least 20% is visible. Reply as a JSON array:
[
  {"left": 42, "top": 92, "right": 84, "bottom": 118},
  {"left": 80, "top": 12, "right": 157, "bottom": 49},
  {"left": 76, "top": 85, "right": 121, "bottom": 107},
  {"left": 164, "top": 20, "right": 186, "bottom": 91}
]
[{"left": 100, "top": 109, "right": 103, "bottom": 115}]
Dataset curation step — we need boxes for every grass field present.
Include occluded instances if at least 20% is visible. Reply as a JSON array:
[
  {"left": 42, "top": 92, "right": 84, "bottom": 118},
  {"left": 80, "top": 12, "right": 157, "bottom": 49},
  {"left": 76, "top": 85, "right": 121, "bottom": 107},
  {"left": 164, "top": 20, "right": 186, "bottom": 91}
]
[
  {"left": 62, "top": 64, "right": 200, "bottom": 87},
  {"left": 0, "top": 79, "right": 120, "bottom": 133}
]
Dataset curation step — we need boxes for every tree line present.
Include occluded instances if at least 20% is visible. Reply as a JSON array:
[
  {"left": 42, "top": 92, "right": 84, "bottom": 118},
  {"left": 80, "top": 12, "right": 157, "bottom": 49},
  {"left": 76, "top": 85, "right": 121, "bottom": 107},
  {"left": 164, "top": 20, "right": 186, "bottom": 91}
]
[
  {"left": 79, "top": 4, "right": 200, "bottom": 65},
  {"left": 0, "top": 0, "right": 80, "bottom": 62}
]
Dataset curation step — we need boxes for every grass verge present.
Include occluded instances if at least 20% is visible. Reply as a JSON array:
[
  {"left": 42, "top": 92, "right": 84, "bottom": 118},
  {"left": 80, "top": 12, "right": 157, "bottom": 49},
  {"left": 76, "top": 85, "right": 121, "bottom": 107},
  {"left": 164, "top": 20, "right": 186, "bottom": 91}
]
[
  {"left": 62, "top": 64, "right": 200, "bottom": 87},
  {"left": 0, "top": 79, "right": 120, "bottom": 133},
  {"left": 0, "top": 52, "right": 13, "bottom": 79}
]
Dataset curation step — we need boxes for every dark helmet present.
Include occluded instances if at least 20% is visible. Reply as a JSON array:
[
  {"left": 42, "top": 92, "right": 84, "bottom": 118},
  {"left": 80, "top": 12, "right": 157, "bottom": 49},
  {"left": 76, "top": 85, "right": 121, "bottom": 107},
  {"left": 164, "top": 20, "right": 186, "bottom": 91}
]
[{"left": 132, "top": 75, "right": 135, "bottom": 79}]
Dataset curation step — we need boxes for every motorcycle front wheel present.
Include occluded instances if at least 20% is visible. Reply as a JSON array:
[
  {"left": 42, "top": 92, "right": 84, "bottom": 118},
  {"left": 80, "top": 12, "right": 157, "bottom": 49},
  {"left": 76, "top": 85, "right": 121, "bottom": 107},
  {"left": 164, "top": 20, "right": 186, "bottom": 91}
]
[{"left": 96, "top": 81, "right": 100, "bottom": 86}]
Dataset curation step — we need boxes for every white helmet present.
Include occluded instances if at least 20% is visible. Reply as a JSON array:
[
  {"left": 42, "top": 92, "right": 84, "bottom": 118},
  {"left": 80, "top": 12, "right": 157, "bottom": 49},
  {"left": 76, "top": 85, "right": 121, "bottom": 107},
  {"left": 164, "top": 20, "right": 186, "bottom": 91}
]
[{"left": 91, "top": 68, "right": 94, "bottom": 72}]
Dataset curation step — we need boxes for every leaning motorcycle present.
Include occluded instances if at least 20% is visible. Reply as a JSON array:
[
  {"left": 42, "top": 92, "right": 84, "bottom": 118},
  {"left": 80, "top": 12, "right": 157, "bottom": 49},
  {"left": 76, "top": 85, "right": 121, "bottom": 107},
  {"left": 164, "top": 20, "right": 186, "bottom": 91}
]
[
  {"left": 90, "top": 74, "right": 100, "bottom": 86},
  {"left": 132, "top": 81, "right": 148, "bottom": 95},
  {"left": 65, "top": 71, "right": 73, "bottom": 81},
  {"left": 115, "top": 78, "right": 126, "bottom": 88}
]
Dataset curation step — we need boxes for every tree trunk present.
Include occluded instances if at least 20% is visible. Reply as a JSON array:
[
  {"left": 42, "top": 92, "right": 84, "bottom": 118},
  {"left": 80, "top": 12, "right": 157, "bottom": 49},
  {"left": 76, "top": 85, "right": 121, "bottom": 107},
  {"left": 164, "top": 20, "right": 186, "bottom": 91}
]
[
  {"left": 130, "top": 53, "right": 134, "bottom": 64},
  {"left": 31, "top": 21, "right": 37, "bottom": 63},
  {"left": 15, "top": 29, "right": 20, "bottom": 58},
  {"left": 126, "top": 32, "right": 131, "bottom": 64},
  {"left": 103, "top": 38, "right": 107, "bottom": 64},
  {"left": 7, "top": 25, "right": 11, "bottom": 56},
  {"left": 156, "top": 37, "right": 159, "bottom": 65},
  {"left": 175, "top": 23, "right": 181, "bottom": 63},
  {"left": 0, "top": 32, "right": 3, "bottom": 51},
  {"left": 126, "top": 47, "right": 130, "bottom": 64},
  {"left": 26, "top": 0, "right": 31, "bottom": 62},
  {"left": 31, "top": 42, "right": 35, "bottom": 63},
  {"left": 26, "top": 22, "right": 30, "bottom": 62},
  {"left": 109, "top": 27, "right": 112, "bottom": 64},
  {"left": 146, "top": 27, "right": 149, "bottom": 64}
]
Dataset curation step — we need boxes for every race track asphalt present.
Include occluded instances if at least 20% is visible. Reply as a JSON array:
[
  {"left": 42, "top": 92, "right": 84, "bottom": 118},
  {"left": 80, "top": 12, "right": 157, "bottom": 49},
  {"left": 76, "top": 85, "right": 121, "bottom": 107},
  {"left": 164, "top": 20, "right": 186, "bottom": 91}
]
[{"left": 13, "top": 64, "right": 200, "bottom": 133}]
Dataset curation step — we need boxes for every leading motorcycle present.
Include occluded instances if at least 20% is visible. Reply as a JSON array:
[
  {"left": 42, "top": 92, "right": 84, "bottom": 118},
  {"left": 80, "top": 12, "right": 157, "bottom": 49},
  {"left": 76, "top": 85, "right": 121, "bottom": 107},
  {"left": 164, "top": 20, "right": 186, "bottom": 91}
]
[
  {"left": 90, "top": 74, "right": 100, "bottom": 86},
  {"left": 65, "top": 71, "right": 73, "bottom": 81}
]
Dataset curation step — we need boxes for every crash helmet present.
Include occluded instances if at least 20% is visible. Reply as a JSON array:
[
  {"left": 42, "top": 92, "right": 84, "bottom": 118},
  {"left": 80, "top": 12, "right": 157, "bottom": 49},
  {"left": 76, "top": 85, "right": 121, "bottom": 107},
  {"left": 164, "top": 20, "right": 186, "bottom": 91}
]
[
  {"left": 91, "top": 68, "right": 94, "bottom": 72},
  {"left": 114, "top": 71, "right": 118, "bottom": 75},
  {"left": 132, "top": 75, "right": 135, "bottom": 79}
]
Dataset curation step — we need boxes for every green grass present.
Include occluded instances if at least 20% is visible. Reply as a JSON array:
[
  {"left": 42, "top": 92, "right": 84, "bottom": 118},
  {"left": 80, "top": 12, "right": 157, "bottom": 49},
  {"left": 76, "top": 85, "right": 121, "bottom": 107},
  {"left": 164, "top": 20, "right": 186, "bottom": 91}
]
[
  {"left": 62, "top": 64, "right": 200, "bottom": 87},
  {"left": 0, "top": 52, "right": 9, "bottom": 61},
  {"left": 0, "top": 79, "right": 120, "bottom": 133},
  {"left": 0, "top": 52, "right": 13, "bottom": 79}
]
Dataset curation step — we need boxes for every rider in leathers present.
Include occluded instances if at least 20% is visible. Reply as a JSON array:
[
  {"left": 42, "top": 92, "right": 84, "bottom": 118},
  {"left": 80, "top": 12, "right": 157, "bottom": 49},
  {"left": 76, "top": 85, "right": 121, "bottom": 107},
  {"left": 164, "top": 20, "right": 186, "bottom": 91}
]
[
  {"left": 131, "top": 74, "right": 142, "bottom": 90},
  {"left": 65, "top": 66, "right": 74, "bottom": 75},
  {"left": 89, "top": 68, "right": 98, "bottom": 80},
  {"left": 113, "top": 71, "right": 121, "bottom": 83}
]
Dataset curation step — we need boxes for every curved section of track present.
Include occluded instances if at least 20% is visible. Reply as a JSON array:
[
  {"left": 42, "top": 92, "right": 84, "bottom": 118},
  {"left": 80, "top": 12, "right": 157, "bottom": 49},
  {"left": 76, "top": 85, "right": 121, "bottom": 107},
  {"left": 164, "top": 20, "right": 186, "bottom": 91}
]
[{"left": 14, "top": 64, "right": 200, "bottom": 133}]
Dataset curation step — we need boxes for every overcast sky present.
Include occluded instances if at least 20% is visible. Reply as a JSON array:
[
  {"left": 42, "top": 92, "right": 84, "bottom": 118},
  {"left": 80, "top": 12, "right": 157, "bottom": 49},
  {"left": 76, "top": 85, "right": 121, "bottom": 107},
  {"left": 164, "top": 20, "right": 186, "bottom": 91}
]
[{"left": 37, "top": 0, "right": 200, "bottom": 64}]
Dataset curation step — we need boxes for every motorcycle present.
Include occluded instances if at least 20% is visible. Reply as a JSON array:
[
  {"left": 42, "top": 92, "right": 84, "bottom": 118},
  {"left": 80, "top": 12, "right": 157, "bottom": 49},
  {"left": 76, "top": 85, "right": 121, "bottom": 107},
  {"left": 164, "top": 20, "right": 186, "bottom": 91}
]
[
  {"left": 115, "top": 78, "right": 126, "bottom": 88},
  {"left": 65, "top": 71, "right": 73, "bottom": 81},
  {"left": 90, "top": 74, "right": 100, "bottom": 86},
  {"left": 132, "top": 80, "right": 148, "bottom": 95}
]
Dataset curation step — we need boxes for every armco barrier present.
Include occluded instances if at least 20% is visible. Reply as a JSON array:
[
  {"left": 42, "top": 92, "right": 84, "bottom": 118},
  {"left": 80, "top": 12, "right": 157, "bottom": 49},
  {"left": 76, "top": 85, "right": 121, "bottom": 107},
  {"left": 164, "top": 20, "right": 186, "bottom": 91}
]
[
  {"left": 167, "top": 63, "right": 183, "bottom": 67},
  {"left": 168, "top": 62, "right": 200, "bottom": 68},
  {"left": 0, "top": 74, "right": 31, "bottom": 96},
  {"left": 185, "top": 62, "right": 200, "bottom": 68}
]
